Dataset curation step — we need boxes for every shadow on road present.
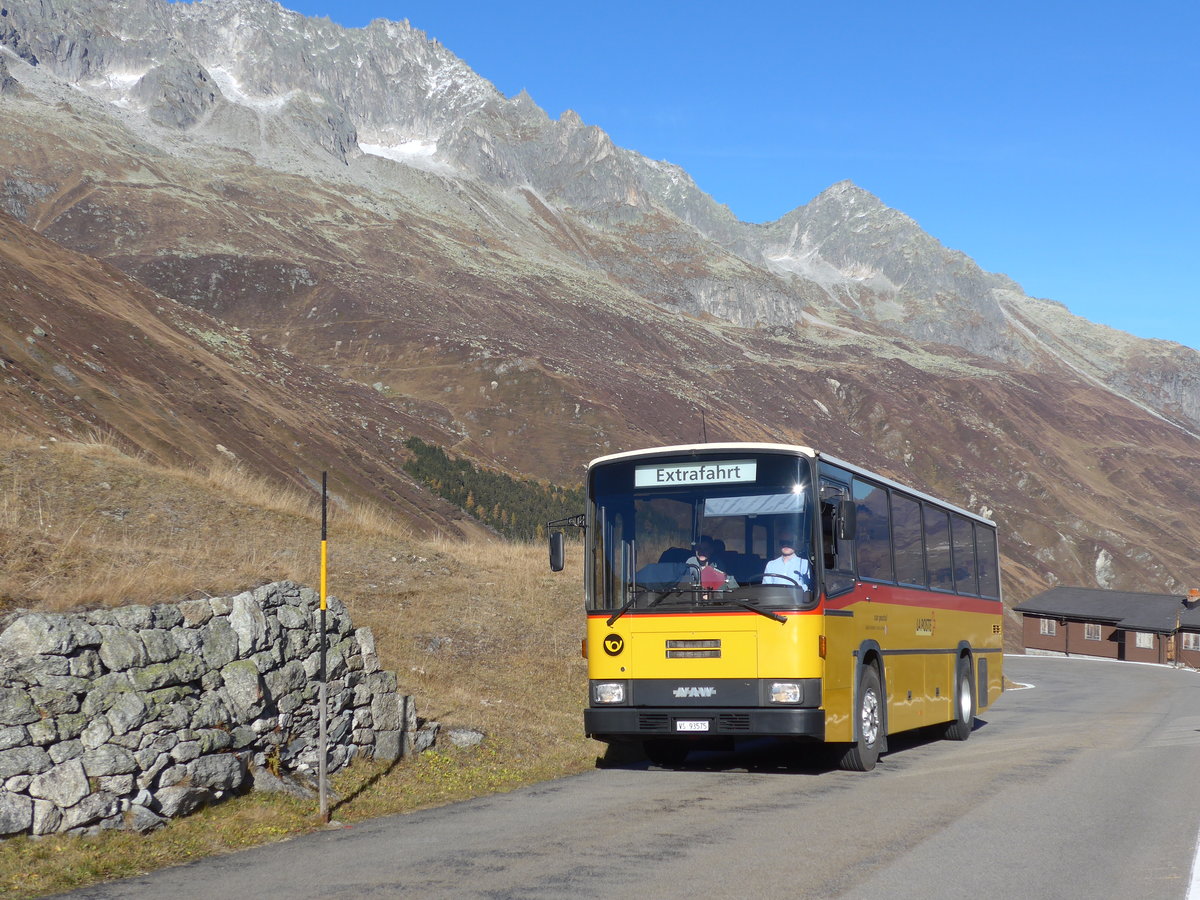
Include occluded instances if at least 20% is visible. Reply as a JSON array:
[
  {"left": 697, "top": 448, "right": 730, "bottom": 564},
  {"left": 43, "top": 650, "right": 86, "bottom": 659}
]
[{"left": 596, "top": 717, "right": 992, "bottom": 775}]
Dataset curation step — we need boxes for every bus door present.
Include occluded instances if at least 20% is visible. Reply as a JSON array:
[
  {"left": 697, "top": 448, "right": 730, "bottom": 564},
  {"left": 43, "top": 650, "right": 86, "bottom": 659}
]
[{"left": 819, "top": 478, "right": 857, "bottom": 739}]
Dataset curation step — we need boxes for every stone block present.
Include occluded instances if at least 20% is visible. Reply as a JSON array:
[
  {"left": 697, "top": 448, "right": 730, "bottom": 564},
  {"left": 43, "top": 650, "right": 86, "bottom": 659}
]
[
  {"left": 125, "top": 803, "right": 166, "bottom": 833},
  {"left": 128, "top": 653, "right": 205, "bottom": 692},
  {"left": 447, "top": 728, "right": 485, "bottom": 749},
  {"left": 191, "top": 693, "right": 232, "bottom": 729},
  {"left": 171, "top": 626, "right": 203, "bottom": 656},
  {"left": 140, "top": 629, "right": 180, "bottom": 664},
  {"left": 171, "top": 740, "right": 201, "bottom": 763},
  {"left": 197, "top": 728, "right": 232, "bottom": 754},
  {"left": 29, "top": 757, "right": 88, "bottom": 806},
  {"left": 55, "top": 713, "right": 88, "bottom": 741},
  {"left": 178, "top": 598, "right": 213, "bottom": 628},
  {"left": 220, "top": 659, "right": 265, "bottom": 720},
  {"left": 150, "top": 604, "right": 183, "bottom": 630},
  {"left": 156, "top": 764, "right": 187, "bottom": 788},
  {"left": 98, "top": 625, "right": 149, "bottom": 670},
  {"left": 106, "top": 691, "right": 149, "bottom": 736},
  {"left": 199, "top": 618, "right": 239, "bottom": 669},
  {"left": 0, "top": 725, "right": 28, "bottom": 751},
  {"left": 111, "top": 605, "right": 153, "bottom": 630},
  {"left": 0, "top": 791, "right": 33, "bottom": 835},
  {"left": 32, "top": 673, "right": 88, "bottom": 693},
  {"left": 82, "top": 745, "right": 137, "bottom": 777},
  {"left": 81, "top": 718, "right": 113, "bottom": 750},
  {"left": 370, "top": 693, "right": 401, "bottom": 732},
  {"left": 189, "top": 753, "right": 245, "bottom": 792},
  {"left": 49, "top": 739, "right": 83, "bottom": 764},
  {"left": 276, "top": 605, "right": 307, "bottom": 629},
  {"left": 0, "top": 745, "right": 52, "bottom": 778},
  {"left": 0, "top": 686, "right": 40, "bottom": 727},
  {"left": 31, "top": 798, "right": 62, "bottom": 835},
  {"left": 230, "top": 592, "right": 269, "bottom": 657},
  {"left": 154, "top": 787, "right": 211, "bottom": 820},
  {"left": 413, "top": 722, "right": 439, "bottom": 753},
  {"left": 0, "top": 612, "right": 100, "bottom": 657},
  {"left": 373, "top": 730, "right": 402, "bottom": 762},
  {"left": 69, "top": 649, "right": 103, "bottom": 679},
  {"left": 27, "top": 717, "right": 57, "bottom": 746},
  {"left": 62, "top": 791, "right": 119, "bottom": 831},
  {"left": 99, "top": 774, "right": 134, "bottom": 796},
  {"left": 81, "top": 673, "right": 134, "bottom": 717},
  {"left": 29, "top": 686, "right": 80, "bottom": 716},
  {"left": 209, "top": 595, "right": 233, "bottom": 616}
]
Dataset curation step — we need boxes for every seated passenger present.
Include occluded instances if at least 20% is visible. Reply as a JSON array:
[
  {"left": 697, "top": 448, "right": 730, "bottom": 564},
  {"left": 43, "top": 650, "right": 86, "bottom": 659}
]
[
  {"left": 686, "top": 540, "right": 738, "bottom": 590},
  {"left": 763, "top": 536, "right": 811, "bottom": 590}
]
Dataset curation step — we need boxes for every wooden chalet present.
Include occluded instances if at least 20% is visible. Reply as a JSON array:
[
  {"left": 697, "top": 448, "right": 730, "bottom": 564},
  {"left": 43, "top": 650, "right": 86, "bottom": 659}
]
[{"left": 1016, "top": 586, "right": 1200, "bottom": 666}]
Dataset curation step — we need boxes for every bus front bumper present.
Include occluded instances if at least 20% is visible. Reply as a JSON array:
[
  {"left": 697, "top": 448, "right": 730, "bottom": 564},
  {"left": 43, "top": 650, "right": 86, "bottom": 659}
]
[{"left": 585, "top": 707, "right": 825, "bottom": 740}]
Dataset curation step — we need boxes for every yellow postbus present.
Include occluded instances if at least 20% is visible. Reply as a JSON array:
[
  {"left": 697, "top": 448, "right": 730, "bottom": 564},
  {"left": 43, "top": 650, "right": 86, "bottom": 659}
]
[{"left": 550, "top": 442, "right": 1004, "bottom": 771}]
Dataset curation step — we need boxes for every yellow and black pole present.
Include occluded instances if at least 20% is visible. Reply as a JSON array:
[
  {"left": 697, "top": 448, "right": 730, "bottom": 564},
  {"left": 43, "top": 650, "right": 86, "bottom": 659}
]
[{"left": 318, "top": 471, "right": 329, "bottom": 823}]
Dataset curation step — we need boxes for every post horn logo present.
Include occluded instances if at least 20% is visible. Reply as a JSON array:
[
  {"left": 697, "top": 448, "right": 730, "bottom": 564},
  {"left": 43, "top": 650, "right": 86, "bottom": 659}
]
[{"left": 603, "top": 634, "right": 625, "bottom": 656}]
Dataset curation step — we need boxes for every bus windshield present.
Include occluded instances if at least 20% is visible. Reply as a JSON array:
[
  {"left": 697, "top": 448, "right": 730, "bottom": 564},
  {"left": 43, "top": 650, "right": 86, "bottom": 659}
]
[{"left": 587, "top": 452, "right": 815, "bottom": 613}]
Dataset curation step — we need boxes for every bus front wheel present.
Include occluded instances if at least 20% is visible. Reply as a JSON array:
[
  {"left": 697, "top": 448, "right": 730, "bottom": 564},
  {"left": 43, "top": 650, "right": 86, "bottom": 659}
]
[
  {"left": 943, "top": 656, "right": 975, "bottom": 741},
  {"left": 838, "top": 665, "right": 882, "bottom": 772}
]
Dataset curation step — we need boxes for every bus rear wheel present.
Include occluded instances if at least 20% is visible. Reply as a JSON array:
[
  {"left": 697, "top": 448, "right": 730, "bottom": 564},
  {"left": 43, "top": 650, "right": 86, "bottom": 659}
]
[
  {"left": 838, "top": 665, "right": 882, "bottom": 772},
  {"left": 643, "top": 740, "right": 689, "bottom": 768},
  {"left": 943, "top": 655, "right": 975, "bottom": 741}
]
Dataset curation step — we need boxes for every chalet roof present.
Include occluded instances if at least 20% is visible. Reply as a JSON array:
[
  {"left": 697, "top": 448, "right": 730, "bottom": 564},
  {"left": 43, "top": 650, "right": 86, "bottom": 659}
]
[{"left": 1016, "top": 586, "right": 1200, "bottom": 633}]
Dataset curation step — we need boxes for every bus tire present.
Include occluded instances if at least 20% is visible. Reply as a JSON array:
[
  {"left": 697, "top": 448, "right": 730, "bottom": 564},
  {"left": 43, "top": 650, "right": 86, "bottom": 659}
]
[
  {"left": 643, "top": 740, "right": 689, "bottom": 768},
  {"left": 944, "top": 655, "right": 975, "bottom": 741},
  {"left": 838, "top": 665, "right": 882, "bottom": 772}
]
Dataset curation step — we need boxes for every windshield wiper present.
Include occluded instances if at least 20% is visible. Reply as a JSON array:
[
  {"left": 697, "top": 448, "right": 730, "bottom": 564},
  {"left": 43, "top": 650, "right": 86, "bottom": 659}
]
[
  {"left": 699, "top": 596, "right": 787, "bottom": 624},
  {"left": 607, "top": 582, "right": 690, "bottom": 625},
  {"left": 606, "top": 592, "right": 640, "bottom": 627}
]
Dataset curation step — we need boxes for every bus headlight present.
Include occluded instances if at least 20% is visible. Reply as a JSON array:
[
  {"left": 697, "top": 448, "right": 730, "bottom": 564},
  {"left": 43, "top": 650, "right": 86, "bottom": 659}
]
[
  {"left": 769, "top": 682, "right": 803, "bottom": 704},
  {"left": 591, "top": 681, "right": 626, "bottom": 704}
]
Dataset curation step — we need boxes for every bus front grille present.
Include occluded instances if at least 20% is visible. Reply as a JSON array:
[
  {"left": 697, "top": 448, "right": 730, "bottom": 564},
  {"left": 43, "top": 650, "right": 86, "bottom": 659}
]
[
  {"left": 638, "top": 713, "right": 671, "bottom": 732},
  {"left": 666, "top": 639, "right": 721, "bottom": 659}
]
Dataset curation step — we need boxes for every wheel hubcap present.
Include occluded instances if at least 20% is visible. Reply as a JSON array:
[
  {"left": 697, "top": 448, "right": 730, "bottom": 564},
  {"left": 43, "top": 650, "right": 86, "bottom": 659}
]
[{"left": 861, "top": 688, "right": 880, "bottom": 746}]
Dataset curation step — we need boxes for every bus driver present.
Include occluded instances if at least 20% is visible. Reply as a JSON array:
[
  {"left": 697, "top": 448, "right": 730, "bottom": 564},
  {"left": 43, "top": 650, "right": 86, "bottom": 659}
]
[{"left": 763, "top": 535, "right": 811, "bottom": 590}]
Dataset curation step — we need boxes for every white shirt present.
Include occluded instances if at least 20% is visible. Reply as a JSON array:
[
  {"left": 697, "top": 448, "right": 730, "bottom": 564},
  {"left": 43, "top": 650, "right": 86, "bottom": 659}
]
[{"left": 764, "top": 552, "right": 811, "bottom": 589}]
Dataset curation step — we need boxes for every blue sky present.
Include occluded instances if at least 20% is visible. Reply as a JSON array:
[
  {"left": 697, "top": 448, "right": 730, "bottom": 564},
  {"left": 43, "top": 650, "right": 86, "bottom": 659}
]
[{"left": 232, "top": 0, "right": 1199, "bottom": 349}]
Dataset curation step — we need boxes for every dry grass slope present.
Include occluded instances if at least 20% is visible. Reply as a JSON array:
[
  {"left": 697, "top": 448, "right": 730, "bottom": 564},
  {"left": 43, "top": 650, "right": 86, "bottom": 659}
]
[{"left": 0, "top": 430, "right": 595, "bottom": 897}]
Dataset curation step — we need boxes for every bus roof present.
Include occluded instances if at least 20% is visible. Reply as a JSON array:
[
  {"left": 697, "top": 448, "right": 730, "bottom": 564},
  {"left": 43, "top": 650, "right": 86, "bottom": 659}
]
[
  {"left": 587, "top": 442, "right": 996, "bottom": 528},
  {"left": 588, "top": 442, "right": 817, "bottom": 469}
]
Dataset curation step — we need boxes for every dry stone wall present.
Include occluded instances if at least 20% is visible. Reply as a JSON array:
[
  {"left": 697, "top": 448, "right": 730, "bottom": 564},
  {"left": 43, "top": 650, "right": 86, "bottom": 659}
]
[{"left": 0, "top": 580, "right": 417, "bottom": 836}]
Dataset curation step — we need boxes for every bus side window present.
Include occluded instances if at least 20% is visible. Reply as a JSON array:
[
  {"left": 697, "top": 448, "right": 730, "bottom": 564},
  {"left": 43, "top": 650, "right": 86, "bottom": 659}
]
[
  {"left": 820, "top": 481, "right": 855, "bottom": 595},
  {"left": 821, "top": 499, "right": 837, "bottom": 570}
]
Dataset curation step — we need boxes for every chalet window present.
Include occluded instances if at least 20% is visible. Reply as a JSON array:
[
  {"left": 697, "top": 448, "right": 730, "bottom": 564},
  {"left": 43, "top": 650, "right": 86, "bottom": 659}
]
[
  {"left": 1134, "top": 632, "right": 1155, "bottom": 650},
  {"left": 1084, "top": 623, "right": 1102, "bottom": 641},
  {"left": 1039, "top": 618, "right": 1056, "bottom": 636},
  {"left": 1183, "top": 633, "right": 1200, "bottom": 651}
]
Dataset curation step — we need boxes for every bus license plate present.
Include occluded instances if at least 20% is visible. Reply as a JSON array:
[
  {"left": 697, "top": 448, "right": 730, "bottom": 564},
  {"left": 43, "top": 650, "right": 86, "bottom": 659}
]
[{"left": 675, "top": 720, "right": 709, "bottom": 732}]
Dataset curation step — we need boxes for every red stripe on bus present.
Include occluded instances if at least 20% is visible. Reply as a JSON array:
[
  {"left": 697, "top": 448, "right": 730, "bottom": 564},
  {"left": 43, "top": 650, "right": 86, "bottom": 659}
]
[{"left": 822, "top": 585, "right": 1001, "bottom": 615}]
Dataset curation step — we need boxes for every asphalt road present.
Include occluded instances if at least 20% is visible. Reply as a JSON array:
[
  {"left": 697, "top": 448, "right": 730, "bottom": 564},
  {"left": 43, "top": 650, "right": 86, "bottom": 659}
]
[{"left": 63, "top": 656, "right": 1200, "bottom": 899}]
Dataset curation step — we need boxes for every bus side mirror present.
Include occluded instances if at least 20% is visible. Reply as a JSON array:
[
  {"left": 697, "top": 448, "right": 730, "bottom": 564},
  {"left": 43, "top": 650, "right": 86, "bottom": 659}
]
[
  {"left": 837, "top": 500, "right": 857, "bottom": 541},
  {"left": 549, "top": 531, "right": 565, "bottom": 572}
]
